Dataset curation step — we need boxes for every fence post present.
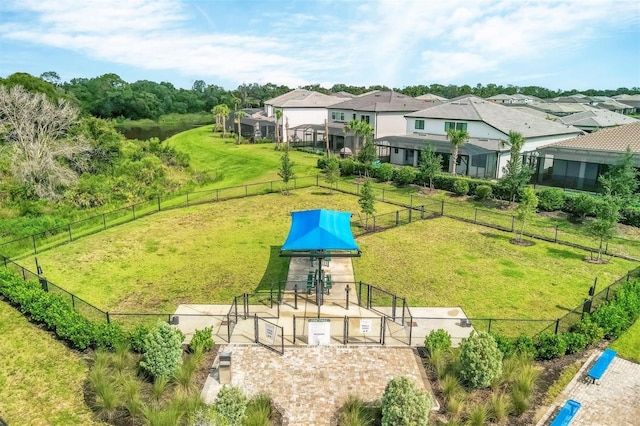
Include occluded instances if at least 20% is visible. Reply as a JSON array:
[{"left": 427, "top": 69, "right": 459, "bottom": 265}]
[
  {"left": 421, "top": 206, "right": 425, "bottom": 220},
  {"left": 511, "top": 216, "right": 515, "bottom": 232},
  {"left": 216, "top": 189, "right": 220, "bottom": 202},
  {"left": 605, "top": 286, "right": 611, "bottom": 301},
  {"left": 373, "top": 216, "right": 376, "bottom": 232},
  {"left": 316, "top": 175, "right": 319, "bottom": 186},
  {"left": 254, "top": 315, "right": 259, "bottom": 344},
  {"left": 71, "top": 294, "right": 76, "bottom": 309},
  {"left": 270, "top": 284, "right": 273, "bottom": 309},
  {"left": 381, "top": 317, "right": 386, "bottom": 345},
  {"left": 157, "top": 196, "right": 161, "bottom": 211},
  {"left": 293, "top": 314, "right": 296, "bottom": 344},
  {"left": 343, "top": 316, "right": 348, "bottom": 345},
  {"left": 106, "top": 312, "right": 110, "bottom": 324},
  {"left": 133, "top": 205, "right": 136, "bottom": 220},
  {"left": 395, "top": 211, "right": 399, "bottom": 226},
  {"left": 32, "top": 235, "right": 37, "bottom": 255},
  {"left": 474, "top": 208, "right": 477, "bottom": 224},
  {"left": 410, "top": 194, "right": 413, "bottom": 208},
  {"left": 294, "top": 284, "right": 298, "bottom": 310},
  {"left": 554, "top": 319, "right": 560, "bottom": 334},
  {"left": 554, "top": 225, "right": 558, "bottom": 243},
  {"left": 392, "top": 294, "right": 397, "bottom": 321},
  {"left": 245, "top": 185, "right": 248, "bottom": 197},
  {"left": 345, "top": 284, "right": 350, "bottom": 310},
  {"left": 440, "top": 200, "right": 444, "bottom": 216},
  {"left": 488, "top": 318, "right": 492, "bottom": 333},
  {"left": 103, "top": 214, "right": 106, "bottom": 230},
  {"left": 408, "top": 208, "right": 412, "bottom": 223},
  {"left": 68, "top": 225, "right": 72, "bottom": 242},
  {"left": 22, "top": 267, "right": 26, "bottom": 280},
  {"left": 408, "top": 314, "right": 413, "bottom": 346},
  {"left": 368, "top": 284, "right": 372, "bottom": 309}
]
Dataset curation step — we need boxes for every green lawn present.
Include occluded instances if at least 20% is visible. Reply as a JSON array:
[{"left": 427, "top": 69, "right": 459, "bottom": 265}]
[
  {"left": 353, "top": 217, "right": 636, "bottom": 324},
  {"left": 0, "top": 302, "right": 99, "bottom": 425},
  {"left": 167, "top": 126, "right": 321, "bottom": 189},
  {"left": 26, "top": 188, "right": 636, "bottom": 335},
  {"left": 610, "top": 317, "right": 640, "bottom": 362},
  {"left": 28, "top": 188, "right": 401, "bottom": 312}
]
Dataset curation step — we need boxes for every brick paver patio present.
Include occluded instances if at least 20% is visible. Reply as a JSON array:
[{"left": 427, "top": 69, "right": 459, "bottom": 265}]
[
  {"left": 202, "top": 345, "right": 433, "bottom": 425},
  {"left": 537, "top": 350, "right": 640, "bottom": 426}
]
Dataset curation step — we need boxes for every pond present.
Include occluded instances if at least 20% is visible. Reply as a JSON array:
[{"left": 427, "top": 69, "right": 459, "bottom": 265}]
[{"left": 116, "top": 123, "right": 208, "bottom": 141}]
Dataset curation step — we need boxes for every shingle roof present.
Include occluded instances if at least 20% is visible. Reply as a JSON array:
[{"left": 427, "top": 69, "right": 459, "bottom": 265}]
[
  {"left": 559, "top": 111, "right": 638, "bottom": 128},
  {"left": 509, "top": 106, "right": 559, "bottom": 120},
  {"left": 330, "top": 91, "right": 438, "bottom": 112},
  {"left": 529, "top": 103, "right": 600, "bottom": 115},
  {"left": 613, "top": 94, "right": 640, "bottom": 108},
  {"left": 407, "top": 97, "right": 581, "bottom": 138},
  {"left": 541, "top": 122, "right": 640, "bottom": 153},
  {"left": 416, "top": 93, "right": 448, "bottom": 101},
  {"left": 265, "top": 89, "right": 346, "bottom": 108}
]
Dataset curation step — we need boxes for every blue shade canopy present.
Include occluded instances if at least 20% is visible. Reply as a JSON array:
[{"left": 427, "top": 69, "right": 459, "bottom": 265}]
[{"left": 281, "top": 209, "right": 359, "bottom": 252}]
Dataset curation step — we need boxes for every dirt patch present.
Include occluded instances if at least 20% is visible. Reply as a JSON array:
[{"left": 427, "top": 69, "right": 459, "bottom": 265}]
[
  {"left": 194, "top": 345, "right": 219, "bottom": 392},
  {"left": 510, "top": 238, "right": 536, "bottom": 247}
]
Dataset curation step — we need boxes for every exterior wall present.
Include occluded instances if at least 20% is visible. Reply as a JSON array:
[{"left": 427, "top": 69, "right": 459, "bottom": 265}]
[
  {"left": 408, "top": 117, "right": 507, "bottom": 140},
  {"left": 522, "top": 133, "right": 583, "bottom": 151},
  {"left": 281, "top": 107, "right": 328, "bottom": 141},
  {"left": 375, "top": 112, "right": 410, "bottom": 138}
]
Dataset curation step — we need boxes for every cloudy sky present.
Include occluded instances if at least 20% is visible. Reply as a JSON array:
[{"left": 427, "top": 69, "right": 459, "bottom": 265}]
[{"left": 0, "top": 0, "right": 638, "bottom": 90}]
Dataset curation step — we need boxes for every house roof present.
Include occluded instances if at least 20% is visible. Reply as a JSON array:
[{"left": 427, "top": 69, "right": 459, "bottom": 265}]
[
  {"left": 509, "top": 106, "right": 560, "bottom": 120},
  {"left": 529, "top": 102, "right": 601, "bottom": 115},
  {"left": 416, "top": 93, "right": 448, "bottom": 101},
  {"left": 559, "top": 110, "right": 638, "bottom": 128},
  {"left": 539, "top": 122, "right": 640, "bottom": 153},
  {"left": 407, "top": 97, "right": 582, "bottom": 138},
  {"left": 329, "top": 91, "right": 438, "bottom": 112},
  {"left": 265, "top": 89, "right": 347, "bottom": 108},
  {"left": 613, "top": 94, "right": 640, "bottom": 108}
]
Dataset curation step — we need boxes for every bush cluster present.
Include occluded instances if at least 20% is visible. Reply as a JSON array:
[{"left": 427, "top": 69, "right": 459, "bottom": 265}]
[
  {"left": 458, "top": 332, "right": 503, "bottom": 389},
  {"left": 316, "top": 158, "right": 639, "bottom": 225},
  {"left": 139, "top": 321, "right": 185, "bottom": 379},
  {"left": 424, "top": 329, "right": 452, "bottom": 356},
  {"left": 189, "top": 326, "right": 214, "bottom": 353},
  {"left": 0, "top": 271, "right": 95, "bottom": 350},
  {"left": 492, "top": 278, "right": 640, "bottom": 361},
  {"left": 381, "top": 376, "right": 432, "bottom": 426}
]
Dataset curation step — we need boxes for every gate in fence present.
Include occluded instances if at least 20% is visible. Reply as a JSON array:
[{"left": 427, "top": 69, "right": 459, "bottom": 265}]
[
  {"left": 357, "top": 282, "right": 408, "bottom": 324},
  {"left": 254, "top": 315, "right": 284, "bottom": 355}
]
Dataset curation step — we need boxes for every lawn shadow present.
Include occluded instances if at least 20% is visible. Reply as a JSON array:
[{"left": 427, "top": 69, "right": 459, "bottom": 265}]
[
  {"left": 254, "top": 245, "right": 289, "bottom": 292},
  {"left": 310, "top": 191, "right": 334, "bottom": 196},
  {"left": 480, "top": 232, "right": 511, "bottom": 242},
  {"left": 546, "top": 247, "right": 585, "bottom": 261}
]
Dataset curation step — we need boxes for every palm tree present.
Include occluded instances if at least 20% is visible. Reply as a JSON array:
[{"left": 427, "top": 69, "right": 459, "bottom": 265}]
[
  {"left": 235, "top": 110, "right": 246, "bottom": 145},
  {"left": 446, "top": 129, "right": 470, "bottom": 176},
  {"left": 501, "top": 130, "right": 525, "bottom": 162},
  {"left": 274, "top": 109, "right": 283, "bottom": 150},
  {"left": 212, "top": 104, "right": 230, "bottom": 137},
  {"left": 344, "top": 120, "right": 373, "bottom": 155}
]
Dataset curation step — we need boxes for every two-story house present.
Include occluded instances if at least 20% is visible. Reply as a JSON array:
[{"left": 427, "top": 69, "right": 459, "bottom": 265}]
[{"left": 376, "top": 97, "right": 583, "bottom": 179}]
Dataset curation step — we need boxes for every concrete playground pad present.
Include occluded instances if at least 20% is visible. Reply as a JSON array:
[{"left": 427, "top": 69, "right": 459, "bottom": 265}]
[
  {"left": 202, "top": 345, "right": 434, "bottom": 425},
  {"left": 536, "top": 350, "right": 640, "bottom": 426}
]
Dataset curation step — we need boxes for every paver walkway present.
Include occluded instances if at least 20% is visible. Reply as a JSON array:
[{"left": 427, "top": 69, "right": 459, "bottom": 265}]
[
  {"left": 202, "top": 345, "right": 433, "bottom": 425},
  {"left": 537, "top": 350, "right": 640, "bottom": 426}
]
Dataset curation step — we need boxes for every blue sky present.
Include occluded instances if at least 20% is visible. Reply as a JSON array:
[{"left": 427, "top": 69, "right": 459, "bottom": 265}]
[{"left": 0, "top": 0, "right": 638, "bottom": 91}]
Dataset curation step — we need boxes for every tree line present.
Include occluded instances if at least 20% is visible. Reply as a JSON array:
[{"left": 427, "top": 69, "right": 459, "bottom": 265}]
[{"left": 1, "top": 71, "right": 638, "bottom": 122}]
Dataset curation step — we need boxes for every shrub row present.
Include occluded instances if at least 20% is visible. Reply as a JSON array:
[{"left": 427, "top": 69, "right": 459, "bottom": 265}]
[
  {"left": 317, "top": 158, "right": 639, "bottom": 226},
  {"left": 0, "top": 270, "right": 214, "bottom": 353},
  {"left": 493, "top": 278, "right": 640, "bottom": 361}
]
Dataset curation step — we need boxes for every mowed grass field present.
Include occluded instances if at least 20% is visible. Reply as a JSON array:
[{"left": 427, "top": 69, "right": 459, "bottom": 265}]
[
  {"left": 0, "top": 302, "right": 99, "bottom": 425},
  {"left": 167, "top": 126, "right": 321, "bottom": 189},
  {"left": 353, "top": 216, "right": 636, "bottom": 320},
  {"left": 27, "top": 188, "right": 636, "bottom": 324},
  {"left": 28, "top": 188, "right": 401, "bottom": 312},
  {"left": 611, "top": 319, "right": 640, "bottom": 363}
]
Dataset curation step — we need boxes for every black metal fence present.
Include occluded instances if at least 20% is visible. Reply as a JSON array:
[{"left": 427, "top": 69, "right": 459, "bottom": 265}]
[
  {"left": 0, "top": 176, "right": 319, "bottom": 260},
  {"left": 254, "top": 315, "right": 284, "bottom": 355}
]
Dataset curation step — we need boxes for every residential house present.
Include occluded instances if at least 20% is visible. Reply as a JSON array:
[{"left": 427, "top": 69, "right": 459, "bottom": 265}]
[
  {"left": 559, "top": 110, "right": 638, "bottom": 133},
  {"left": 487, "top": 93, "right": 540, "bottom": 104},
  {"left": 545, "top": 95, "right": 634, "bottom": 115},
  {"left": 535, "top": 122, "right": 640, "bottom": 191},
  {"left": 416, "top": 93, "right": 448, "bottom": 101},
  {"left": 528, "top": 102, "right": 601, "bottom": 117},
  {"left": 322, "top": 91, "right": 440, "bottom": 154},
  {"left": 376, "top": 97, "right": 582, "bottom": 178},
  {"left": 261, "top": 89, "right": 350, "bottom": 142},
  {"left": 613, "top": 94, "right": 640, "bottom": 114}
]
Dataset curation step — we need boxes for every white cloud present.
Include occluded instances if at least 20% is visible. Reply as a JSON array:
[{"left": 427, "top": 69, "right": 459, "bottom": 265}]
[{"left": 0, "top": 0, "right": 637, "bottom": 88}]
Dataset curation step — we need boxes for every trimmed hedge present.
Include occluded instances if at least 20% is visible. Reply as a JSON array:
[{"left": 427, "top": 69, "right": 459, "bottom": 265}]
[{"left": 491, "top": 278, "right": 640, "bottom": 361}]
